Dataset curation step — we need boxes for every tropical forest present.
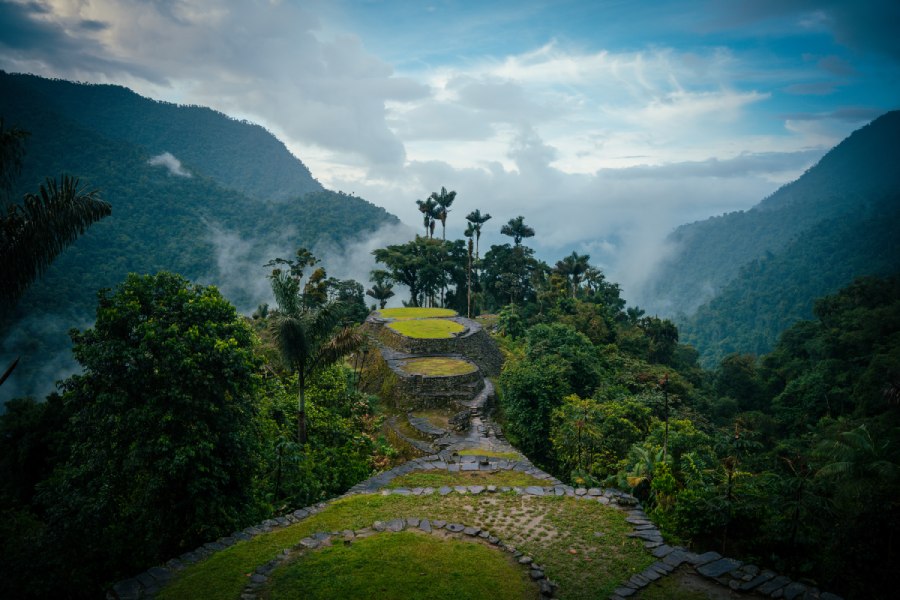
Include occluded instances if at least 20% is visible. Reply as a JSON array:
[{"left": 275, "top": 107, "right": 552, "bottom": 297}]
[{"left": 1, "top": 38, "right": 899, "bottom": 600}]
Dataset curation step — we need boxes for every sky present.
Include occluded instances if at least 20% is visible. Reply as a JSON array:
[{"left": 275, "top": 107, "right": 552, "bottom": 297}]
[{"left": 1, "top": 0, "right": 899, "bottom": 301}]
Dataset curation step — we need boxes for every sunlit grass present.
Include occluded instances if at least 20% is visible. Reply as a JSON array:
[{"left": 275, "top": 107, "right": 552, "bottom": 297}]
[
  {"left": 159, "top": 493, "right": 651, "bottom": 600},
  {"left": 458, "top": 449, "right": 522, "bottom": 460},
  {"left": 265, "top": 531, "right": 537, "bottom": 600},
  {"left": 399, "top": 357, "right": 477, "bottom": 376},
  {"left": 386, "top": 470, "right": 545, "bottom": 489},
  {"left": 387, "top": 319, "right": 465, "bottom": 339},
  {"left": 379, "top": 307, "right": 457, "bottom": 320}
]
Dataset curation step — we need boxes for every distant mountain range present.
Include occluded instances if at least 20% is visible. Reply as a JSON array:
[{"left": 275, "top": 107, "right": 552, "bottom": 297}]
[
  {"left": 0, "top": 71, "right": 398, "bottom": 402},
  {"left": 640, "top": 111, "right": 900, "bottom": 366}
]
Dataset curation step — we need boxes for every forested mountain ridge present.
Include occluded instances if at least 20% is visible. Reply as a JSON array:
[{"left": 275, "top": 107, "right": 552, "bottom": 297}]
[
  {"left": 640, "top": 111, "right": 900, "bottom": 366},
  {"left": 641, "top": 110, "right": 900, "bottom": 318},
  {"left": 1, "top": 71, "right": 322, "bottom": 201},
  {"left": 0, "top": 72, "right": 398, "bottom": 402}
]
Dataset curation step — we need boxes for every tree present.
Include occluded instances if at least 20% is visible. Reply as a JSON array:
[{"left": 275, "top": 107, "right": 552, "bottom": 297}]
[
  {"left": 500, "top": 215, "right": 535, "bottom": 246},
  {"left": 415, "top": 197, "right": 439, "bottom": 238},
  {"left": 366, "top": 270, "right": 395, "bottom": 309},
  {"left": 555, "top": 251, "right": 590, "bottom": 298},
  {"left": 429, "top": 186, "right": 456, "bottom": 240},
  {"left": 1, "top": 119, "right": 111, "bottom": 309},
  {"left": 40, "top": 272, "right": 265, "bottom": 588},
  {"left": 267, "top": 249, "right": 363, "bottom": 443},
  {"left": 465, "top": 208, "right": 492, "bottom": 261}
]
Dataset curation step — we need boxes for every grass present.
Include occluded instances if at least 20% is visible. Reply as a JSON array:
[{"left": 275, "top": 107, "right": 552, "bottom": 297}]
[
  {"left": 458, "top": 449, "right": 522, "bottom": 460},
  {"left": 379, "top": 307, "right": 457, "bottom": 320},
  {"left": 160, "top": 493, "right": 652, "bottom": 600},
  {"left": 399, "top": 357, "right": 477, "bottom": 376},
  {"left": 410, "top": 408, "right": 452, "bottom": 429},
  {"left": 386, "top": 470, "right": 546, "bottom": 489},
  {"left": 387, "top": 319, "right": 465, "bottom": 339},
  {"left": 263, "top": 530, "right": 537, "bottom": 599}
]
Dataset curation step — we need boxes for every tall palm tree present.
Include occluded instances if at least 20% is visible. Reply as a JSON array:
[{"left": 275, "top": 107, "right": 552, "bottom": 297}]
[
  {"left": 366, "top": 282, "right": 394, "bottom": 309},
  {"left": 429, "top": 186, "right": 456, "bottom": 240},
  {"left": 555, "top": 251, "right": 590, "bottom": 298},
  {"left": 415, "top": 198, "right": 439, "bottom": 238},
  {"left": 500, "top": 215, "right": 535, "bottom": 246},
  {"left": 465, "top": 208, "right": 492, "bottom": 262},
  {"left": 464, "top": 223, "right": 475, "bottom": 317},
  {"left": 268, "top": 255, "right": 362, "bottom": 443}
]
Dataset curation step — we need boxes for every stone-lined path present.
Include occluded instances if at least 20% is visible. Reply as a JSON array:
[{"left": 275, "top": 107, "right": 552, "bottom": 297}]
[{"left": 110, "top": 445, "right": 845, "bottom": 599}]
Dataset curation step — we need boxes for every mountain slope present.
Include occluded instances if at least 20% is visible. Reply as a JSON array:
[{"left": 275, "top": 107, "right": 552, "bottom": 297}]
[
  {"left": 641, "top": 111, "right": 900, "bottom": 318},
  {"left": 639, "top": 111, "right": 900, "bottom": 366},
  {"left": 2, "top": 72, "right": 322, "bottom": 201},
  {"left": 0, "top": 72, "right": 398, "bottom": 402}
]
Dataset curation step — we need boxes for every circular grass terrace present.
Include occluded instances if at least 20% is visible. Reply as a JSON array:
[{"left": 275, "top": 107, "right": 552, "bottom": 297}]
[
  {"left": 398, "top": 357, "right": 478, "bottom": 377},
  {"left": 387, "top": 318, "right": 465, "bottom": 339},
  {"left": 378, "top": 307, "right": 457, "bottom": 320},
  {"left": 264, "top": 530, "right": 538, "bottom": 600}
]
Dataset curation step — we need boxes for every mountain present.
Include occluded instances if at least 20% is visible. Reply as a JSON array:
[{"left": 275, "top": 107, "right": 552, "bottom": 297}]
[
  {"left": 0, "top": 72, "right": 399, "bottom": 402},
  {"left": 640, "top": 111, "right": 900, "bottom": 366}
]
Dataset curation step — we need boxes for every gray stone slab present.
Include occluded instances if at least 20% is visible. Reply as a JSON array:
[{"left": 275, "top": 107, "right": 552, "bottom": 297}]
[
  {"left": 663, "top": 550, "right": 690, "bottom": 567},
  {"left": 438, "top": 486, "right": 452, "bottom": 495},
  {"left": 782, "top": 582, "right": 807, "bottom": 600},
  {"left": 432, "top": 520, "right": 447, "bottom": 529},
  {"left": 525, "top": 486, "right": 545, "bottom": 496},
  {"left": 651, "top": 544, "right": 674, "bottom": 558},
  {"left": 446, "top": 523, "right": 465, "bottom": 533},
  {"left": 461, "top": 462, "right": 479, "bottom": 471},
  {"left": 757, "top": 575, "right": 791, "bottom": 595},
  {"left": 463, "top": 526, "right": 480, "bottom": 536},
  {"left": 739, "top": 571, "right": 776, "bottom": 591},
  {"left": 614, "top": 587, "right": 636, "bottom": 597},
  {"left": 697, "top": 557, "right": 742, "bottom": 578},
  {"left": 418, "top": 519, "right": 432, "bottom": 533},
  {"left": 689, "top": 551, "right": 722, "bottom": 566}
]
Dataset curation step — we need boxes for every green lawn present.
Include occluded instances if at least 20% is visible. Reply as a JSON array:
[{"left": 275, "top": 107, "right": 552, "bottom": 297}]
[
  {"left": 159, "top": 492, "right": 652, "bottom": 600},
  {"left": 399, "top": 357, "right": 477, "bottom": 376},
  {"left": 386, "top": 470, "right": 546, "bottom": 489},
  {"left": 379, "top": 307, "right": 457, "bottom": 320},
  {"left": 387, "top": 319, "right": 465, "bottom": 339},
  {"left": 264, "top": 530, "right": 537, "bottom": 599},
  {"left": 458, "top": 449, "right": 522, "bottom": 460}
]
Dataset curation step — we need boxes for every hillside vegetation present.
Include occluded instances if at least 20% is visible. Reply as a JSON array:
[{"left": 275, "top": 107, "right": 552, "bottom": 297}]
[
  {"left": 640, "top": 111, "right": 900, "bottom": 365},
  {"left": 0, "top": 72, "right": 397, "bottom": 401}
]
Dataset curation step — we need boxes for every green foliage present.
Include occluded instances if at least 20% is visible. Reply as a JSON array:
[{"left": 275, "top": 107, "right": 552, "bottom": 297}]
[
  {"left": 0, "top": 72, "right": 397, "bottom": 400},
  {"left": 37, "top": 272, "right": 266, "bottom": 594}
]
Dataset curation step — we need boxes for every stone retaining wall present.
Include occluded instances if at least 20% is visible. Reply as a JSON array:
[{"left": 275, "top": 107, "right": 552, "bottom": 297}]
[{"left": 367, "top": 315, "right": 503, "bottom": 377}]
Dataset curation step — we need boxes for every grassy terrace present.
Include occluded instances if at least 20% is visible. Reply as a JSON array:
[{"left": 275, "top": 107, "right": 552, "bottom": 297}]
[
  {"left": 398, "top": 357, "right": 477, "bottom": 376},
  {"left": 387, "top": 318, "right": 465, "bottom": 339},
  {"left": 266, "top": 530, "right": 537, "bottom": 599},
  {"left": 159, "top": 487, "right": 651, "bottom": 600},
  {"left": 385, "top": 469, "right": 545, "bottom": 489},
  {"left": 379, "top": 307, "right": 457, "bottom": 320}
]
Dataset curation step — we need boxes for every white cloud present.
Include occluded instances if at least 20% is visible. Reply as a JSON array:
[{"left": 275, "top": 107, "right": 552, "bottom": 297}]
[{"left": 148, "top": 152, "right": 191, "bottom": 177}]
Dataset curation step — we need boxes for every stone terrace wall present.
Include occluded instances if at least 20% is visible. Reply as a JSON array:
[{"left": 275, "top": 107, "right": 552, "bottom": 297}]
[{"left": 369, "top": 316, "right": 503, "bottom": 377}]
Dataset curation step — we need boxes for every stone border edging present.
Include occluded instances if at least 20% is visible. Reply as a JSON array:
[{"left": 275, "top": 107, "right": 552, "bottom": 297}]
[
  {"left": 109, "top": 453, "right": 844, "bottom": 600},
  {"left": 239, "top": 517, "right": 558, "bottom": 599}
]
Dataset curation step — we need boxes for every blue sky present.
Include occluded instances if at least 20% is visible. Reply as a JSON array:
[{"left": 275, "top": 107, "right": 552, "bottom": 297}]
[{"left": 1, "top": 0, "right": 898, "bottom": 298}]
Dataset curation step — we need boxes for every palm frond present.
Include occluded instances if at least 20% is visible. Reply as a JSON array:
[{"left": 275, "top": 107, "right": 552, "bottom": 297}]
[{"left": 1, "top": 175, "right": 110, "bottom": 308}]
